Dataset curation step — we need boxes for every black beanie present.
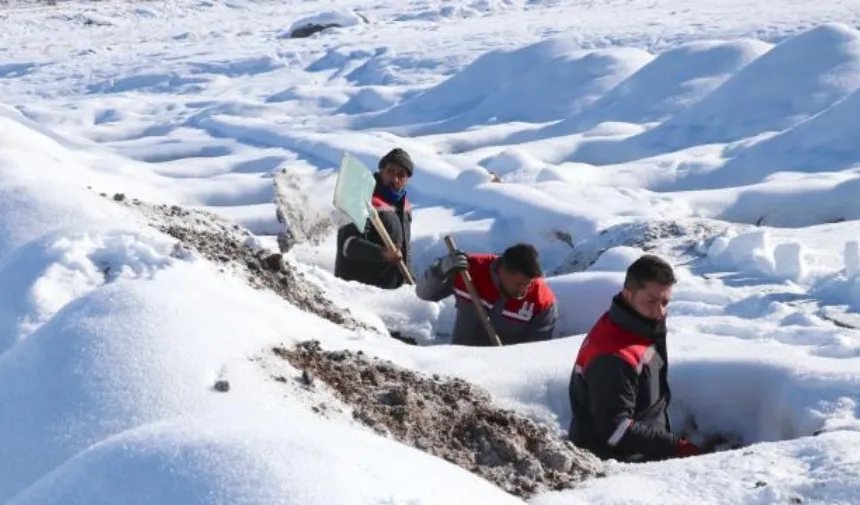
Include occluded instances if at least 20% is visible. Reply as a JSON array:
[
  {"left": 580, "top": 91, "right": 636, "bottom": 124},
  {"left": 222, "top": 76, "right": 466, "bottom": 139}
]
[{"left": 378, "top": 148, "right": 414, "bottom": 176}]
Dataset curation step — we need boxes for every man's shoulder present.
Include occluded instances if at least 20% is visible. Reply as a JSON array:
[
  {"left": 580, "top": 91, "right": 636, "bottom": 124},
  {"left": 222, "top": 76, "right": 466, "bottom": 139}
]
[
  {"left": 527, "top": 277, "right": 557, "bottom": 308},
  {"left": 579, "top": 315, "right": 652, "bottom": 369}
]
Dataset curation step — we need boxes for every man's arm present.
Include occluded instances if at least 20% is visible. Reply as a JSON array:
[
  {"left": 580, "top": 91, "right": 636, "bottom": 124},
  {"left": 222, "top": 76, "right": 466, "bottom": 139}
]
[
  {"left": 338, "top": 223, "right": 384, "bottom": 263},
  {"left": 523, "top": 302, "right": 558, "bottom": 342},
  {"left": 584, "top": 354, "right": 682, "bottom": 460},
  {"left": 415, "top": 251, "right": 469, "bottom": 302},
  {"left": 414, "top": 258, "right": 455, "bottom": 302}
]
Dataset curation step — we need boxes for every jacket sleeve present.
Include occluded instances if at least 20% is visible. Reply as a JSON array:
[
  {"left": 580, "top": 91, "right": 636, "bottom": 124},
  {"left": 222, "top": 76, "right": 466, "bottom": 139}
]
[
  {"left": 584, "top": 354, "right": 680, "bottom": 460},
  {"left": 338, "top": 222, "right": 384, "bottom": 263},
  {"left": 524, "top": 301, "right": 558, "bottom": 342},
  {"left": 415, "top": 257, "right": 455, "bottom": 302}
]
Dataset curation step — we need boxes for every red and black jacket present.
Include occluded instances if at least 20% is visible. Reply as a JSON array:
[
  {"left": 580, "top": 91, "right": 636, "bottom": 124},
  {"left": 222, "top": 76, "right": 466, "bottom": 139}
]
[
  {"left": 415, "top": 253, "right": 558, "bottom": 346},
  {"left": 568, "top": 294, "right": 682, "bottom": 462},
  {"left": 334, "top": 173, "right": 412, "bottom": 289}
]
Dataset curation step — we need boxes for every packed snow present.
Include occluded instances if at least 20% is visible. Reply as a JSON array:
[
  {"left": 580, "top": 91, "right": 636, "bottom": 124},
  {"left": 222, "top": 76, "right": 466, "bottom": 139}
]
[{"left": 2, "top": 0, "right": 860, "bottom": 503}]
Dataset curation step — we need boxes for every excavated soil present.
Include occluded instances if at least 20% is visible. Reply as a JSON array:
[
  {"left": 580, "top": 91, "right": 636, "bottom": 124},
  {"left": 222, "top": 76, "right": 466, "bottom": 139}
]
[
  {"left": 109, "top": 193, "right": 371, "bottom": 331},
  {"left": 273, "top": 340, "right": 606, "bottom": 499}
]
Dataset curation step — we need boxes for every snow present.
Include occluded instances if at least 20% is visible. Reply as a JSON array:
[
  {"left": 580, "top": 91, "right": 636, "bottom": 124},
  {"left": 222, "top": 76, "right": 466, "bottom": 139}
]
[
  {"left": 286, "top": 8, "right": 367, "bottom": 38},
  {"left": 3, "top": 0, "right": 860, "bottom": 503}
]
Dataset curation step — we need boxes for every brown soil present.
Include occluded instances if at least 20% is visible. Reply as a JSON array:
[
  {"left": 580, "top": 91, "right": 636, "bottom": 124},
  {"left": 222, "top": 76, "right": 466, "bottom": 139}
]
[{"left": 272, "top": 340, "right": 606, "bottom": 500}]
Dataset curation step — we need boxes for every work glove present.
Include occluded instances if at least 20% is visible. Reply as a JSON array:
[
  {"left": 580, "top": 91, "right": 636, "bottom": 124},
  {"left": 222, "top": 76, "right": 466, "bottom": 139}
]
[
  {"left": 676, "top": 437, "right": 703, "bottom": 458},
  {"left": 439, "top": 250, "right": 469, "bottom": 275}
]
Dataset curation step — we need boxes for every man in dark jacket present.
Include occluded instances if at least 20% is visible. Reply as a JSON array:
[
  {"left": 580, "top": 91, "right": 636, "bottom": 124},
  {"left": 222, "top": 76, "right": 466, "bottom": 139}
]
[
  {"left": 568, "top": 254, "right": 707, "bottom": 462},
  {"left": 415, "top": 243, "right": 558, "bottom": 346},
  {"left": 334, "top": 148, "right": 414, "bottom": 290}
]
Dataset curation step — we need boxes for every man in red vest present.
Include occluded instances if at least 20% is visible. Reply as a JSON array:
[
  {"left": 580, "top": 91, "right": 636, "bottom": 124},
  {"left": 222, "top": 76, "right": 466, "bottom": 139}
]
[
  {"left": 415, "top": 243, "right": 558, "bottom": 346},
  {"left": 567, "top": 254, "right": 708, "bottom": 462}
]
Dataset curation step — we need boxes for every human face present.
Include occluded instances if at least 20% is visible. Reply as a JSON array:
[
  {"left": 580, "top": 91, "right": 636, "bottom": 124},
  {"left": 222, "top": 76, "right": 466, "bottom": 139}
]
[
  {"left": 622, "top": 281, "right": 673, "bottom": 320},
  {"left": 498, "top": 266, "right": 534, "bottom": 299},
  {"left": 380, "top": 163, "right": 410, "bottom": 191}
]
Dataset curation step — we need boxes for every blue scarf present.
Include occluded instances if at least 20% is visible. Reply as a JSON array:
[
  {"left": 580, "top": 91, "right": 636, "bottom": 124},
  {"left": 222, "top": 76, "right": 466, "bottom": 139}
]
[{"left": 380, "top": 184, "right": 406, "bottom": 203}]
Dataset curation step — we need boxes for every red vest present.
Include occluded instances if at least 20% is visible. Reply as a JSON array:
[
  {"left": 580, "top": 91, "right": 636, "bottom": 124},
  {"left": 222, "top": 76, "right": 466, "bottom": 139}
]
[{"left": 452, "top": 253, "right": 555, "bottom": 323}]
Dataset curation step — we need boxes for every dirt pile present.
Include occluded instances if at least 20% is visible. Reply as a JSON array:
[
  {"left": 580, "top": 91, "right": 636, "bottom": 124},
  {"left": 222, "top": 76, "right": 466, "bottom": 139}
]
[
  {"left": 110, "top": 194, "right": 371, "bottom": 331},
  {"left": 273, "top": 340, "right": 606, "bottom": 499}
]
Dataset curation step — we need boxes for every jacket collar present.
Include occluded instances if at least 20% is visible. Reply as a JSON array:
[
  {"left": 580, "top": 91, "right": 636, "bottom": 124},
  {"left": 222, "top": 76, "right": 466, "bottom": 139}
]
[{"left": 608, "top": 293, "right": 666, "bottom": 342}]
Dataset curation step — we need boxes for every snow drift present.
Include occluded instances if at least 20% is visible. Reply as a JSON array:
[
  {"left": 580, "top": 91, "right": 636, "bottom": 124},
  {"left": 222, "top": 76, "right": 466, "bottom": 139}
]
[
  {"left": 571, "top": 22, "right": 860, "bottom": 166},
  {"left": 357, "top": 35, "right": 653, "bottom": 134}
]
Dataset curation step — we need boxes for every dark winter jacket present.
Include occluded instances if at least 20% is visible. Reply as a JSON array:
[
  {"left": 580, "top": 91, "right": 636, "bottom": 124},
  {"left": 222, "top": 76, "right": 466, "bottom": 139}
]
[
  {"left": 568, "top": 294, "right": 682, "bottom": 462},
  {"left": 334, "top": 173, "right": 413, "bottom": 290},
  {"left": 415, "top": 253, "right": 558, "bottom": 346}
]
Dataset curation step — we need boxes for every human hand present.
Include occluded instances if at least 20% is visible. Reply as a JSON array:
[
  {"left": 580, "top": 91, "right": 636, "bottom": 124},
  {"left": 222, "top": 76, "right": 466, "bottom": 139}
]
[
  {"left": 381, "top": 247, "right": 403, "bottom": 263},
  {"left": 440, "top": 249, "right": 469, "bottom": 274}
]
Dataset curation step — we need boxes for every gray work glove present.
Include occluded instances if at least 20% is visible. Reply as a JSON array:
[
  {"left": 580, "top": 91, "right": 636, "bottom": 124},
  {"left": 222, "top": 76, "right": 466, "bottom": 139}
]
[{"left": 439, "top": 250, "right": 469, "bottom": 275}]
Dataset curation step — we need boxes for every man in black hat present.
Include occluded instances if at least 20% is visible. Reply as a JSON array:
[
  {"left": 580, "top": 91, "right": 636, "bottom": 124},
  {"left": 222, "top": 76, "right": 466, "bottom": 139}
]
[{"left": 334, "top": 148, "right": 415, "bottom": 290}]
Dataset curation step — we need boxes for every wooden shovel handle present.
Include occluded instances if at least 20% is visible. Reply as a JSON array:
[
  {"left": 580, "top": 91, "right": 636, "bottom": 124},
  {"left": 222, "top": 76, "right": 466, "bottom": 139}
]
[
  {"left": 443, "top": 235, "right": 502, "bottom": 347},
  {"left": 369, "top": 209, "right": 415, "bottom": 285}
]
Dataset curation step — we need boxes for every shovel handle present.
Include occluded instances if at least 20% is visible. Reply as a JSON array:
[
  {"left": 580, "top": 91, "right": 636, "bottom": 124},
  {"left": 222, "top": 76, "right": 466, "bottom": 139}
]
[
  {"left": 369, "top": 209, "right": 415, "bottom": 285},
  {"left": 443, "top": 235, "right": 502, "bottom": 347}
]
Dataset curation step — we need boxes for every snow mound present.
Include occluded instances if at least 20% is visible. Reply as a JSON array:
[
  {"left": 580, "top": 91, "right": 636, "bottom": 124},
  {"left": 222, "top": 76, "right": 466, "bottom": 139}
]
[
  {"left": 360, "top": 36, "right": 653, "bottom": 133},
  {"left": 647, "top": 23, "right": 860, "bottom": 147},
  {"left": 7, "top": 406, "right": 528, "bottom": 505},
  {"left": 714, "top": 85, "right": 860, "bottom": 187},
  {"left": 573, "top": 23, "right": 860, "bottom": 165},
  {"left": 0, "top": 224, "right": 182, "bottom": 354},
  {"left": 587, "top": 246, "right": 647, "bottom": 272},
  {"left": 556, "top": 38, "right": 772, "bottom": 132},
  {"left": 285, "top": 9, "right": 367, "bottom": 38}
]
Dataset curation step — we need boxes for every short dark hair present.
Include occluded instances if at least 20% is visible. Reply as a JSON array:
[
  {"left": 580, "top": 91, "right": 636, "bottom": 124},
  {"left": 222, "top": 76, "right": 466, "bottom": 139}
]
[
  {"left": 500, "top": 243, "right": 542, "bottom": 278},
  {"left": 624, "top": 254, "right": 676, "bottom": 290}
]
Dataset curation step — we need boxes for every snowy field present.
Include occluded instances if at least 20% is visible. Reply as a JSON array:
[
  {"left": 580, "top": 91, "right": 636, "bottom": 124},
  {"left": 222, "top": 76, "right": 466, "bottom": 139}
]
[{"left": 3, "top": 0, "right": 860, "bottom": 503}]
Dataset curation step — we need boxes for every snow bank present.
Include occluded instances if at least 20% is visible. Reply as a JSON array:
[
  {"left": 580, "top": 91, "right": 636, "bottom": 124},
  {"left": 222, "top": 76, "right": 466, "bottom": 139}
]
[
  {"left": 846, "top": 241, "right": 860, "bottom": 278},
  {"left": 8, "top": 407, "right": 525, "bottom": 505},
  {"left": 547, "top": 271, "right": 624, "bottom": 336},
  {"left": 360, "top": 36, "right": 653, "bottom": 133},
  {"left": 0, "top": 107, "right": 532, "bottom": 504},
  {"left": 0, "top": 225, "right": 181, "bottom": 354},
  {"left": 683, "top": 172, "right": 860, "bottom": 227},
  {"left": 536, "top": 430, "right": 860, "bottom": 505}
]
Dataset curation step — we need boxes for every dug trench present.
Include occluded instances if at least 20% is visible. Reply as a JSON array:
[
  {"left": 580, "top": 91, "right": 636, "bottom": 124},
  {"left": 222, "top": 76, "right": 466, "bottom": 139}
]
[
  {"left": 103, "top": 193, "right": 607, "bottom": 497},
  {"left": 102, "top": 193, "right": 761, "bottom": 499},
  {"left": 271, "top": 340, "right": 606, "bottom": 500}
]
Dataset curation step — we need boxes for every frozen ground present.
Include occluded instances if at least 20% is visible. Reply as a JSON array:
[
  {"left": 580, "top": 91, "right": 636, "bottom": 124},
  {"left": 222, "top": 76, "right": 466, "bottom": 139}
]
[{"left": 2, "top": 0, "right": 860, "bottom": 503}]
